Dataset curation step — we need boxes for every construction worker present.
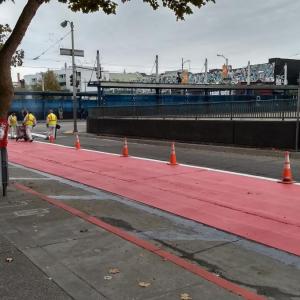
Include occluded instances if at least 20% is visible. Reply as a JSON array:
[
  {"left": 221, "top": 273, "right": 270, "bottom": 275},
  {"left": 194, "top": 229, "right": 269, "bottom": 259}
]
[
  {"left": 8, "top": 112, "right": 18, "bottom": 139},
  {"left": 46, "top": 109, "right": 58, "bottom": 140},
  {"left": 23, "top": 110, "right": 36, "bottom": 142}
]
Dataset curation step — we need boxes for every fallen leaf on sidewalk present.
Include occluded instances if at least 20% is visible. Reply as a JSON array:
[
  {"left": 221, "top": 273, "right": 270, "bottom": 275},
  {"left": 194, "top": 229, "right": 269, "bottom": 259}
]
[
  {"left": 5, "top": 257, "right": 13, "bottom": 263},
  {"left": 104, "top": 275, "right": 113, "bottom": 280},
  {"left": 138, "top": 281, "right": 151, "bottom": 288},
  {"left": 109, "top": 268, "right": 120, "bottom": 274},
  {"left": 180, "top": 293, "right": 192, "bottom": 300}
]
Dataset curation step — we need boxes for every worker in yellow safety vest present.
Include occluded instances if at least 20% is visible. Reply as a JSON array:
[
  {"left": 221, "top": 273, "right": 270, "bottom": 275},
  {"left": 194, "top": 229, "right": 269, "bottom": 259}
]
[
  {"left": 46, "top": 109, "right": 58, "bottom": 140},
  {"left": 8, "top": 112, "right": 18, "bottom": 139},
  {"left": 23, "top": 110, "right": 37, "bottom": 142}
]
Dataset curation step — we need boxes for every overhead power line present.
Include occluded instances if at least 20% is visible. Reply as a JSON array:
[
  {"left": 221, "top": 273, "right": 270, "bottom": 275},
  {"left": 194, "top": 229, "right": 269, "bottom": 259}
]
[{"left": 32, "top": 31, "right": 71, "bottom": 61}]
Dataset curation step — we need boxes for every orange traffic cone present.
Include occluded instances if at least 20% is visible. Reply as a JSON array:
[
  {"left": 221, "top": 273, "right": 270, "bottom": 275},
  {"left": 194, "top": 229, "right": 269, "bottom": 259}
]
[
  {"left": 49, "top": 134, "right": 54, "bottom": 143},
  {"left": 122, "top": 137, "right": 129, "bottom": 157},
  {"left": 280, "top": 151, "right": 294, "bottom": 184},
  {"left": 168, "top": 142, "right": 178, "bottom": 165},
  {"left": 75, "top": 134, "right": 81, "bottom": 150}
]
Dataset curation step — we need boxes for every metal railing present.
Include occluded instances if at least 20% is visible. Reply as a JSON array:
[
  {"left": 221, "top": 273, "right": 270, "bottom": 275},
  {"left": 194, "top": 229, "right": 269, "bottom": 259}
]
[{"left": 89, "top": 98, "right": 298, "bottom": 120}]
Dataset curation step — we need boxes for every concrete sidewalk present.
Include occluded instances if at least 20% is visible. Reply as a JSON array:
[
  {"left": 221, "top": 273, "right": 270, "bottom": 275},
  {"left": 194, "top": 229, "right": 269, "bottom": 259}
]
[{"left": 1, "top": 163, "right": 300, "bottom": 299}]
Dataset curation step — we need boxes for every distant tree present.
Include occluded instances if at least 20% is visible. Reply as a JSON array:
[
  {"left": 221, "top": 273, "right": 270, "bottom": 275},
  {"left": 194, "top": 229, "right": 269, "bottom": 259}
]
[
  {"left": 0, "top": 0, "right": 215, "bottom": 116},
  {"left": 32, "top": 70, "right": 61, "bottom": 91}
]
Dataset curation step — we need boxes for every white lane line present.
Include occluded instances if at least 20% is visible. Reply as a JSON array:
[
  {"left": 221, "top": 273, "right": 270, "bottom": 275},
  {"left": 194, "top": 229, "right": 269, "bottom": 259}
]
[
  {"left": 34, "top": 140, "right": 300, "bottom": 185},
  {"left": 48, "top": 195, "right": 105, "bottom": 200},
  {"left": 10, "top": 177, "right": 53, "bottom": 181},
  {"left": 32, "top": 133, "right": 47, "bottom": 139}
]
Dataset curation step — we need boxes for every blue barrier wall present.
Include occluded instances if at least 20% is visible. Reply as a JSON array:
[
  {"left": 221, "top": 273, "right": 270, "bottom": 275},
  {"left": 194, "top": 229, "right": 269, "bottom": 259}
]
[{"left": 10, "top": 94, "right": 281, "bottom": 120}]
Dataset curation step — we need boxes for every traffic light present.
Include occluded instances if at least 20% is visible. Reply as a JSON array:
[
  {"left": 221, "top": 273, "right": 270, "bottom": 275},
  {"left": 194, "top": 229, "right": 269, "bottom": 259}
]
[
  {"left": 70, "top": 75, "right": 73, "bottom": 86},
  {"left": 76, "top": 80, "right": 80, "bottom": 88}
]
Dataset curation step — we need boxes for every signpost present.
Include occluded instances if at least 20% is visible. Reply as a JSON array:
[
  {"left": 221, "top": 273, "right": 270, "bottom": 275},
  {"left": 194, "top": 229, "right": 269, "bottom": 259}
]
[{"left": 60, "top": 48, "right": 84, "bottom": 57}]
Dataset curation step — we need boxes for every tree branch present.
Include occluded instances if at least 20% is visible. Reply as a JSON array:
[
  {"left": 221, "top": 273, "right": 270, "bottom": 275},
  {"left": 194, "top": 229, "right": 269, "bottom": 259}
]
[{"left": 0, "top": 0, "right": 44, "bottom": 59}]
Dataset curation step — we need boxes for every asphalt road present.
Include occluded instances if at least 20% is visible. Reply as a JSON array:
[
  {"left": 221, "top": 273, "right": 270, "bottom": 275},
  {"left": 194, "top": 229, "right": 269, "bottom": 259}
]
[{"left": 34, "top": 120, "right": 300, "bottom": 181}]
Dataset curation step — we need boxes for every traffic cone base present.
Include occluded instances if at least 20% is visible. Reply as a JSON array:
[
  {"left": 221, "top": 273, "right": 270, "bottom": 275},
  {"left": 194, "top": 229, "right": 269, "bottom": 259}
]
[
  {"left": 279, "top": 151, "right": 294, "bottom": 184},
  {"left": 122, "top": 138, "right": 129, "bottom": 157},
  {"left": 75, "top": 134, "right": 81, "bottom": 150},
  {"left": 168, "top": 142, "right": 178, "bottom": 166},
  {"left": 49, "top": 135, "right": 54, "bottom": 143}
]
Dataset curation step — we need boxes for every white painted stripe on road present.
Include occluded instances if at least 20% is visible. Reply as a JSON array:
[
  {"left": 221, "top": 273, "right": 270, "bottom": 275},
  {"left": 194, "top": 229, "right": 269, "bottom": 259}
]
[
  {"left": 48, "top": 195, "right": 105, "bottom": 200},
  {"left": 33, "top": 140, "right": 300, "bottom": 185},
  {"left": 10, "top": 177, "right": 53, "bottom": 181},
  {"left": 32, "top": 133, "right": 47, "bottom": 139}
]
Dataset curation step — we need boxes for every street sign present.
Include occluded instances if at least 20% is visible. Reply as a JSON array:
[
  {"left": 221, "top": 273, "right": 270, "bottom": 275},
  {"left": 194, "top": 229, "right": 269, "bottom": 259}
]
[{"left": 60, "top": 48, "right": 84, "bottom": 57}]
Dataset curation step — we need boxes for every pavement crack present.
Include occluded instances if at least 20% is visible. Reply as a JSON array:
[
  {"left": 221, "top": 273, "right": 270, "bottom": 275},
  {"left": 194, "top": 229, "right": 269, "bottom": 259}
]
[
  {"left": 192, "top": 240, "right": 239, "bottom": 255},
  {"left": 26, "top": 235, "right": 98, "bottom": 249},
  {"left": 153, "top": 239, "right": 300, "bottom": 299}
]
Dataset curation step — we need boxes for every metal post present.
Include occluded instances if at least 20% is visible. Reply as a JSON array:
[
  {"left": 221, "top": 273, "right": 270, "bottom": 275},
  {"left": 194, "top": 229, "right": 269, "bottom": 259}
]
[
  {"left": 155, "top": 55, "right": 159, "bottom": 83},
  {"left": 247, "top": 61, "right": 251, "bottom": 86},
  {"left": 284, "top": 63, "right": 288, "bottom": 86},
  {"left": 1, "top": 148, "right": 8, "bottom": 197},
  {"left": 181, "top": 58, "right": 184, "bottom": 73},
  {"left": 96, "top": 50, "right": 102, "bottom": 107},
  {"left": 96, "top": 50, "right": 101, "bottom": 80},
  {"left": 204, "top": 58, "right": 208, "bottom": 84},
  {"left": 296, "top": 86, "right": 300, "bottom": 151},
  {"left": 70, "top": 21, "right": 78, "bottom": 133}
]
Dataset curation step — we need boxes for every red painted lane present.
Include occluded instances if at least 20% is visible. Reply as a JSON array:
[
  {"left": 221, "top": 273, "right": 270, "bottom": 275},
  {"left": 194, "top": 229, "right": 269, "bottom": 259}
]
[
  {"left": 15, "top": 183, "right": 267, "bottom": 300},
  {"left": 9, "top": 141, "right": 300, "bottom": 256}
]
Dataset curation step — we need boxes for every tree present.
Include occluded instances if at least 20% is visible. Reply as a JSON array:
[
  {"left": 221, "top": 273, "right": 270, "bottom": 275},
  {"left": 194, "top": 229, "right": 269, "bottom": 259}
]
[
  {"left": 0, "top": 0, "right": 215, "bottom": 117},
  {"left": 31, "top": 70, "right": 61, "bottom": 91}
]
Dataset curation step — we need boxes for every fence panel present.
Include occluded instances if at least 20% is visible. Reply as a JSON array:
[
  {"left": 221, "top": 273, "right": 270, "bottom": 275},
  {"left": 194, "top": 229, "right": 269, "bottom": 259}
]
[{"left": 89, "top": 99, "right": 298, "bottom": 120}]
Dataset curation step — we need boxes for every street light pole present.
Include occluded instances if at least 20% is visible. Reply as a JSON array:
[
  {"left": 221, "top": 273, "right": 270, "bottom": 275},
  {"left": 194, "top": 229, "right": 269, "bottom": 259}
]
[
  {"left": 217, "top": 54, "right": 228, "bottom": 69},
  {"left": 70, "top": 21, "right": 78, "bottom": 133}
]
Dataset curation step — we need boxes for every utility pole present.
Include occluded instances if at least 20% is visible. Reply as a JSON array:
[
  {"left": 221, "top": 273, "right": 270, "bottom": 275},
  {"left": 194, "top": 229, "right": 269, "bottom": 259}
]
[
  {"left": 247, "top": 61, "right": 251, "bottom": 86},
  {"left": 155, "top": 55, "right": 159, "bottom": 83},
  {"left": 204, "top": 58, "right": 208, "bottom": 84},
  {"left": 181, "top": 58, "right": 184, "bottom": 73},
  {"left": 70, "top": 21, "right": 78, "bottom": 133},
  {"left": 96, "top": 50, "right": 101, "bottom": 80},
  {"left": 96, "top": 50, "right": 102, "bottom": 106}
]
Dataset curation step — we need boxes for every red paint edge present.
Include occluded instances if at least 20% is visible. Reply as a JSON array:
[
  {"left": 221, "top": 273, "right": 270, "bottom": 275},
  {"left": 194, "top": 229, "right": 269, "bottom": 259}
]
[{"left": 14, "top": 182, "right": 266, "bottom": 300}]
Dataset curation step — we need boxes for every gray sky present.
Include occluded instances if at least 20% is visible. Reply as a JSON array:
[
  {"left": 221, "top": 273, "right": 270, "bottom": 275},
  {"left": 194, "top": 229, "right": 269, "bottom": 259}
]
[{"left": 1, "top": 0, "right": 300, "bottom": 81}]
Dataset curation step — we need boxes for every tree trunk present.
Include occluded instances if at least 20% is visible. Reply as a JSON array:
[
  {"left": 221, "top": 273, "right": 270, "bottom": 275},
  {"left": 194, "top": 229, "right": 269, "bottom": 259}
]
[
  {"left": 0, "top": 59, "right": 13, "bottom": 117},
  {"left": 0, "top": 0, "right": 44, "bottom": 117}
]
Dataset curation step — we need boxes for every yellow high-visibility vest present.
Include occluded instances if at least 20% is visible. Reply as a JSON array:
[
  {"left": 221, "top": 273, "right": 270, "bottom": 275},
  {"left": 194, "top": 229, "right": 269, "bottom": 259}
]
[
  {"left": 47, "top": 113, "right": 57, "bottom": 126},
  {"left": 8, "top": 115, "right": 17, "bottom": 126},
  {"left": 24, "top": 113, "right": 36, "bottom": 126}
]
